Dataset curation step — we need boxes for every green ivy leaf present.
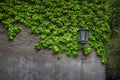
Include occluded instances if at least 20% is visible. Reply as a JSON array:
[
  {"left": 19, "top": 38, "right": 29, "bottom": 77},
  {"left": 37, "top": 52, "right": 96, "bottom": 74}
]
[
  {"left": 57, "top": 55, "right": 62, "bottom": 60},
  {"left": 84, "top": 46, "right": 92, "bottom": 56}
]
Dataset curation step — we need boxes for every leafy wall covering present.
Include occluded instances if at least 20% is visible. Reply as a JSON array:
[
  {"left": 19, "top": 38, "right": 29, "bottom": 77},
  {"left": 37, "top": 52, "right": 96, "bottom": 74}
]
[{"left": 0, "top": 0, "right": 110, "bottom": 63}]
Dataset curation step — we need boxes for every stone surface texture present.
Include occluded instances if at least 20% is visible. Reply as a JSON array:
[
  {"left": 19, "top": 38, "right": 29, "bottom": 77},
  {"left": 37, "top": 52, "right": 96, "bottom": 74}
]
[{"left": 0, "top": 24, "right": 105, "bottom": 80}]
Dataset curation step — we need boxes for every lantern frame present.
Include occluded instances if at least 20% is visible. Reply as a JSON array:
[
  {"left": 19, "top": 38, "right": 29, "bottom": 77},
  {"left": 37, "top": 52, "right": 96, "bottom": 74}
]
[{"left": 78, "top": 28, "right": 89, "bottom": 44}]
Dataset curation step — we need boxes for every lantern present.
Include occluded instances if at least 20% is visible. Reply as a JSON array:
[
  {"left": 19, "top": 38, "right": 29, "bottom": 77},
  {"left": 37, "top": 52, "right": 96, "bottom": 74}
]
[{"left": 78, "top": 28, "right": 89, "bottom": 44}]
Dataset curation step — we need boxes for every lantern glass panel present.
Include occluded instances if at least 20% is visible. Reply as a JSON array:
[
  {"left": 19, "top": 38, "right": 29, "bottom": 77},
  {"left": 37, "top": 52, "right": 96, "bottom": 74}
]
[
  {"left": 78, "top": 30, "right": 81, "bottom": 42},
  {"left": 85, "top": 30, "right": 89, "bottom": 41},
  {"left": 81, "top": 30, "right": 86, "bottom": 41}
]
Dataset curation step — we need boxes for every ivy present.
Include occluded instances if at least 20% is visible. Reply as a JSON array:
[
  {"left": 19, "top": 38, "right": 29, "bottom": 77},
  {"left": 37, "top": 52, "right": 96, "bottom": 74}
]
[{"left": 0, "top": 0, "right": 110, "bottom": 63}]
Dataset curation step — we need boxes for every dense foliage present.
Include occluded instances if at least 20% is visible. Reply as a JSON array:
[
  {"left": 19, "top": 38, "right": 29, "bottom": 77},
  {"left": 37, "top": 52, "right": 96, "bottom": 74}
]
[
  {"left": 0, "top": 0, "right": 110, "bottom": 63},
  {"left": 109, "top": 0, "right": 120, "bottom": 37},
  {"left": 106, "top": 0, "right": 120, "bottom": 79}
]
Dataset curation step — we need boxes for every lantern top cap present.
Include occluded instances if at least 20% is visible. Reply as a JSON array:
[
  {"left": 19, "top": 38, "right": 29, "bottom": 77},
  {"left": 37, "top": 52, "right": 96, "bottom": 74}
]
[{"left": 78, "top": 28, "right": 89, "bottom": 31}]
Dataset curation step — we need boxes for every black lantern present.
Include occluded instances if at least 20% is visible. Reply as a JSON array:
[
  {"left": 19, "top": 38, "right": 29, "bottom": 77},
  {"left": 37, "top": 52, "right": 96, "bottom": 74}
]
[{"left": 78, "top": 28, "right": 89, "bottom": 44}]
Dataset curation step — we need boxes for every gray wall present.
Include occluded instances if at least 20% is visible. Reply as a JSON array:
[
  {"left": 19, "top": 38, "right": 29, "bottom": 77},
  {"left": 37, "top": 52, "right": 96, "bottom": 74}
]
[{"left": 0, "top": 24, "right": 105, "bottom": 80}]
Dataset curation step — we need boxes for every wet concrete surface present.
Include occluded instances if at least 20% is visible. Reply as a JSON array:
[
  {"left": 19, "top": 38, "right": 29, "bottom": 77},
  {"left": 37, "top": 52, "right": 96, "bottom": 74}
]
[{"left": 0, "top": 24, "right": 105, "bottom": 80}]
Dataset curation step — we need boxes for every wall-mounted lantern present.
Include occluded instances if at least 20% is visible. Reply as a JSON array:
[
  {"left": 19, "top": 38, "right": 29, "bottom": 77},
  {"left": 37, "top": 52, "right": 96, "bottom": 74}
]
[
  {"left": 78, "top": 28, "right": 89, "bottom": 44},
  {"left": 78, "top": 28, "right": 90, "bottom": 54}
]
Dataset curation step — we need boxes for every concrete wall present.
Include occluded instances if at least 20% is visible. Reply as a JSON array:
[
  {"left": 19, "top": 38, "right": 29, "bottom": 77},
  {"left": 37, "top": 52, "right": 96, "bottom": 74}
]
[{"left": 0, "top": 24, "right": 105, "bottom": 80}]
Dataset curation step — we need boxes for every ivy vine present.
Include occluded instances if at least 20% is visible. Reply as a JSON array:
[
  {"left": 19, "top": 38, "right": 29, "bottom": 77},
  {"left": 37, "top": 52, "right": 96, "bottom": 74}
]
[{"left": 0, "top": 0, "right": 110, "bottom": 63}]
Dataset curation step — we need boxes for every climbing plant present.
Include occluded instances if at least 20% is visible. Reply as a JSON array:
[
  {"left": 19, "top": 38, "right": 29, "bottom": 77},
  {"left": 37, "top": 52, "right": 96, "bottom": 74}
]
[
  {"left": 0, "top": 0, "right": 110, "bottom": 63},
  {"left": 109, "top": 0, "right": 120, "bottom": 37},
  {"left": 105, "top": 0, "right": 120, "bottom": 79}
]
